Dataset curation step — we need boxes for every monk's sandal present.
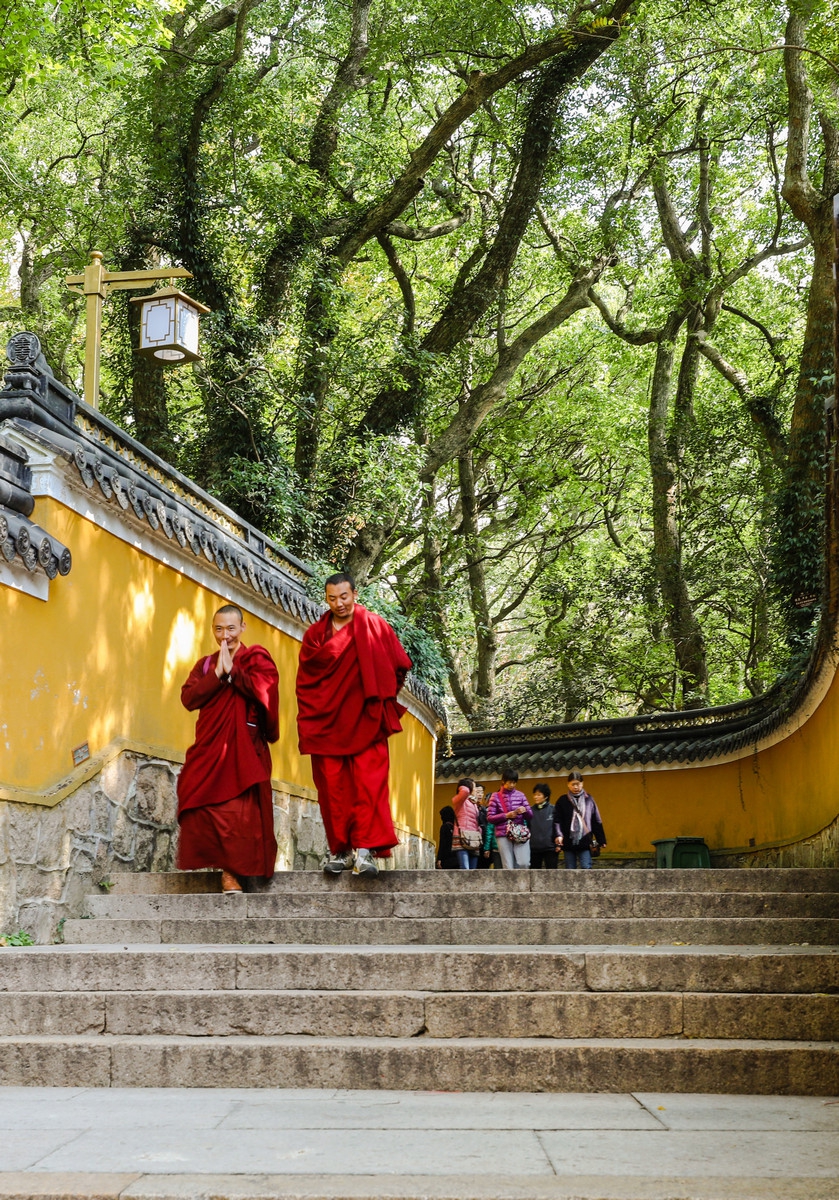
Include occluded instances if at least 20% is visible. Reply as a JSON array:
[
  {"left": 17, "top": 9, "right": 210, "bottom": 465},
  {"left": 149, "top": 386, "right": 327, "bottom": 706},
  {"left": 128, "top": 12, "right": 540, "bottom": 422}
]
[
  {"left": 352, "top": 848, "right": 378, "bottom": 878},
  {"left": 323, "top": 851, "right": 352, "bottom": 875}
]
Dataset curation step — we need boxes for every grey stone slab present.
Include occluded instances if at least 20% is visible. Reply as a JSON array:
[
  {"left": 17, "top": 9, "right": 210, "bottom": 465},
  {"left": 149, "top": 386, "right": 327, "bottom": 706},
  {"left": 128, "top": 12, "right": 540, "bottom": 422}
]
[
  {"left": 84, "top": 896, "right": 248, "bottom": 920},
  {"left": 0, "top": 995, "right": 105, "bottom": 1036},
  {"left": 234, "top": 948, "right": 588, "bottom": 994},
  {"left": 58, "top": 1088, "right": 240, "bottom": 1128},
  {"left": 106, "top": 868, "right": 839, "bottom": 895},
  {"left": 104, "top": 992, "right": 426, "bottom": 1038},
  {"left": 683, "top": 993, "right": 839, "bottom": 1040},
  {"left": 158, "top": 919, "right": 455, "bottom": 946},
  {"left": 0, "top": 1130, "right": 87, "bottom": 1172},
  {"left": 537, "top": 1128, "right": 839, "bottom": 1177},
  {"left": 0, "top": 1171, "right": 139, "bottom": 1198},
  {"left": 423, "top": 992, "right": 683, "bottom": 1039},
  {"left": 0, "top": 1039, "right": 111, "bottom": 1087},
  {"left": 630, "top": 893, "right": 838, "bottom": 919},
  {"left": 217, "top": 1090, "right": 662, "bottom": 1130},
  {"left": 104, "top": 1035, "right": 839, "bottom": 1094},
  {"left": 33, "top": 1126, "right": 553, "bottom": 1176},
  {"left": 0, "top": 949, "right": 238, "bottom": 993},
  {"left": 447, "top": 917, "right": 839, "bottom": 946},
  {"left": 63, "top": 922, "right": 162, "bottom": 945},
  {"left": 584, "top": 949, "right": 839, "bottom": 994},
  {"left": 113, "top": 1173, "right": 839, "bottom": 1200},
  {"left": 526, "top": 869, "right": 839, "bottom": 894},
  {"left": 0, "top": 1087, "right": 88, "bottom": 1102},
  {"left": 634, "top": 1093, "right": 839, "bottom": 1131}
]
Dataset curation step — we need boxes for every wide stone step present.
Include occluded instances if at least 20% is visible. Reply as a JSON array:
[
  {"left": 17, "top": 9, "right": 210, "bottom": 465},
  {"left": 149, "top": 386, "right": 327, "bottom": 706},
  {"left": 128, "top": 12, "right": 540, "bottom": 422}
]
[
  {"left": 82, "top": 890, "right": 839, "bottom": 920},
  {"left": 1, "top": 1034, "right": 836, "bottom": 1093},
  {"left": 5, "top": 945, "right": 837, "bottom": 994},
  {"left": 62, "top": 914, "right": 839, "bottom": 945},
  {"left": 1, "top": 989, "right": 836, "bottom": 1040},
  {"left": 105, "top": 868, "right": 839, "bottom": 894}
]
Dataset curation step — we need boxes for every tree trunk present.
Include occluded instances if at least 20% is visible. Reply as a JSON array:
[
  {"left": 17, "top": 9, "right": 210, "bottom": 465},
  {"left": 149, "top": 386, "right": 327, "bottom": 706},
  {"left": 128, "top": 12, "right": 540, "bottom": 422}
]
[
  {"left": 458, "top": 447, "right": 498, "bottom": 728},
  {"left": 648, "top": 333, "right": 709, "bottom": 704}
]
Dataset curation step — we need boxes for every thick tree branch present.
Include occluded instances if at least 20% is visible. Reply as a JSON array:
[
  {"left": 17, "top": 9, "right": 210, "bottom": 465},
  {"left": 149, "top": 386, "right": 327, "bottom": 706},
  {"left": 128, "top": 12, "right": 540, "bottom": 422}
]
[
  {"left": 421, "top": 261, "right": 608, "bottom": 479},
  {"left": 693, "top": 331, "right": 788, "bottom": 467}
]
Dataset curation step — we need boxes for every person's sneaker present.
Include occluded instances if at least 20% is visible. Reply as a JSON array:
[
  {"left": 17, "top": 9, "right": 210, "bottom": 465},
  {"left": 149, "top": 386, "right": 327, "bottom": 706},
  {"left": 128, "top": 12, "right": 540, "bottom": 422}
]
[
  {"left": 322, "top": 851, "right": 352, "bottom": 875},
  {"left": 352, "top": 848, "right": 378, "bottom": 877}
]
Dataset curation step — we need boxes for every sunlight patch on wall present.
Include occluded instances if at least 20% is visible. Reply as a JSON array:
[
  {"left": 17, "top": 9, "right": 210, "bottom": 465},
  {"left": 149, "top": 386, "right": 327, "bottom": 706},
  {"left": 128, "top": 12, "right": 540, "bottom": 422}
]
[
  {"left": 127, "top": 578, "right": 156, "bottom": 633},
  {"left": 164, "top": 609, "right": 198, "bottom": 691}
]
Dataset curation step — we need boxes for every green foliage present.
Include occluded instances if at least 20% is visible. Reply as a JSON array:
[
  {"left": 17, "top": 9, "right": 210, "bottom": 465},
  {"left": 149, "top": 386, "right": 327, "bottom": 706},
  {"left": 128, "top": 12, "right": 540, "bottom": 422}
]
[
  {"left": 1, "top": 0, "right": 834, "bottom": 729},
  {"left": 0, "top": 930, "right": 35, "bottom": 947}
]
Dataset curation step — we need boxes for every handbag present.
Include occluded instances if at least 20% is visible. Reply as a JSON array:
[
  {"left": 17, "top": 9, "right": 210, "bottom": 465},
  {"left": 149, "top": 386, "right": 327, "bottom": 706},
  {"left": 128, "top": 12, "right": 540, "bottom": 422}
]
[
  {"left": 499, "top": 793, "right": 530, "bottom": 843},
  {"left": 590, "top": 837, "right": 601, "bottom": 858},
  {"left": 456, "top": 823, "right": 482, "bottom": 851}
]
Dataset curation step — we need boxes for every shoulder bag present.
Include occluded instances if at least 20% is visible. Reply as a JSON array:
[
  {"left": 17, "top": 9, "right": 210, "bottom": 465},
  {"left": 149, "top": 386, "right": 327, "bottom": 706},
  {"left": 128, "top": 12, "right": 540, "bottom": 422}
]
[
  {"left": 454, "top": 816, "right": 482, "bottom": 852},
  {"left": 499, "top": 793, "right": 530, "bottom": 844}
]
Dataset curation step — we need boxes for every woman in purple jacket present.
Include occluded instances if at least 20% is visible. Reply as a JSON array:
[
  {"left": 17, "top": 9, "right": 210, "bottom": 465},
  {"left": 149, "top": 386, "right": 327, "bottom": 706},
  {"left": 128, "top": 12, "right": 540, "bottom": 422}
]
[{"left": 486, "top": 767, "right": 532, "bottom": 869}]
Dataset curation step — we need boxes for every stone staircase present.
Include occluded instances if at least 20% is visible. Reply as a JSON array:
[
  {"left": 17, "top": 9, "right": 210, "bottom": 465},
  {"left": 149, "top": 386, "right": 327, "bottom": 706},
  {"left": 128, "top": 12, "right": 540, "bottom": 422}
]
[{"left": 0, "top": 868, "right": 837, "bottom": 1093}]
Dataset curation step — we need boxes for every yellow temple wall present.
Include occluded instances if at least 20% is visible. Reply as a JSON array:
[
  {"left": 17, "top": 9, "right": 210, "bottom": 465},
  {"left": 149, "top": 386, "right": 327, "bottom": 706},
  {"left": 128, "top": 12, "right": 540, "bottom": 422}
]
[
  {"left": 1, "top": 496, "right": 437, "bottom": 848},
  {"left": 434, "top": 657, "right": 839, "bottom": 861}
]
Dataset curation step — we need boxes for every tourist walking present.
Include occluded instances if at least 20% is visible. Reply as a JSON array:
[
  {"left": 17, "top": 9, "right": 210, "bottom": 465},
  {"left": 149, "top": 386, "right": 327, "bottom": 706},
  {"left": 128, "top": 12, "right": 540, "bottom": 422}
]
[
  {"left": 452, "top": 777, "right": 482, "bottom": 869},
  {"left": 471, "top": 784, "right": 492, "bottom": 868},
  {"left": 554, "top": 770, "right": 606, "bottom": 869},
  {"left": 529, "top": 783, "right": 557, "bottom": 869},
  {"left": 486, "top": 768, "right": 532, "bottom": 869},
  {"left": 436, "top": 806, "right": 460, "bottom": 869}
]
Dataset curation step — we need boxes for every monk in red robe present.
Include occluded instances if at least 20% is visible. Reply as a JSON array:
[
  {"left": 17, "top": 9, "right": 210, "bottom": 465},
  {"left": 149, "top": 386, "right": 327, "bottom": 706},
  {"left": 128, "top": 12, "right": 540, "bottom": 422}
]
[
  {"left": 177, "top": 604, "right": 279, "bottom": 892},
  {"left": 296, "top": 572, "right": 412, "bottom": 878}
]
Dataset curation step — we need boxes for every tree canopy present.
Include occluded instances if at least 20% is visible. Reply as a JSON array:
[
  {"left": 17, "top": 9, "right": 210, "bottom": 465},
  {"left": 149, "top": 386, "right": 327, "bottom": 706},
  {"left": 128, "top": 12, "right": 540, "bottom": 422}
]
[{"left": 1, "top": 0, "right": 837, "bottom": 727}]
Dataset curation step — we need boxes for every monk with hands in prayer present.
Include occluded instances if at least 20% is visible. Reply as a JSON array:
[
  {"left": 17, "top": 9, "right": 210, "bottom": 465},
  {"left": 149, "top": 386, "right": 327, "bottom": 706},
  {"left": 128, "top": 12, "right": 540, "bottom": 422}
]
[{"left": 176, "top": 604, "right": 279, "bottom": 893}]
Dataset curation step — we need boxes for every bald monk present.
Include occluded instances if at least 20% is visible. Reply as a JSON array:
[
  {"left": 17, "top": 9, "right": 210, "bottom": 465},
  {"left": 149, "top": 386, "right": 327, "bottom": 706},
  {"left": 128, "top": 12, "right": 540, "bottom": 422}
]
[
  {"left": 177, "top": 604, "right": 279, "bottom": 892},
  {"left": 296, "top": 572, "right": 412, "bottom": 878}
]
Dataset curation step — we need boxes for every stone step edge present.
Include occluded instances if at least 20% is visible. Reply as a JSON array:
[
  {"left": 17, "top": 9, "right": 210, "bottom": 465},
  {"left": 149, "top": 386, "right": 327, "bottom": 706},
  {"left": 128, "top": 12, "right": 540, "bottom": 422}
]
[
  {"left": 3, "top": 1034, "right": 837, "bottom": 1048},
  {"left": 0, "top": 1174, "right": 830, "bottom": 1200},
  {"left": 4, "top": 1036, "right": 836, "bottom": 1093},
  {"left": 0, "top": 1174, "right": 828, "bottom": 1200},
  {"left": 3, "top": 989, "right": 837, "bottom": 1000},
  {"left": 82, "top": 892, "right": 839, "bottom": 907},
  {"left": 5, "top": 943, "right": 837, "bottom": 955}
]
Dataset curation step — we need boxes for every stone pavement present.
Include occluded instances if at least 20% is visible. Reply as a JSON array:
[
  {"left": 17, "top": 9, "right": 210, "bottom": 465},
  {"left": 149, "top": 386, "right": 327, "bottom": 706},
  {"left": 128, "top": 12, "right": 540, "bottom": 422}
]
[{"left": 0, "top": 1087, "right": 836, "bottom": 1199}]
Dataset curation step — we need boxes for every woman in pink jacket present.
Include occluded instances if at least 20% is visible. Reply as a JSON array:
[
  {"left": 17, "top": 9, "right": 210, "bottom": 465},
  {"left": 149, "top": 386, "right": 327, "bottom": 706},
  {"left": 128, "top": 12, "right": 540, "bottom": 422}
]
[{"left": 451, "top": 776, "right": 482, "bottom": 869}]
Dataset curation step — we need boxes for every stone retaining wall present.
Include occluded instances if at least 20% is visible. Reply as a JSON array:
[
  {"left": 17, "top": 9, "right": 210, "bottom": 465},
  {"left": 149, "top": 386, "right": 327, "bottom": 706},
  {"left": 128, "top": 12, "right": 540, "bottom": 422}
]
[{"left": 0, "top": 751, "right": 434, "bottom": 943}]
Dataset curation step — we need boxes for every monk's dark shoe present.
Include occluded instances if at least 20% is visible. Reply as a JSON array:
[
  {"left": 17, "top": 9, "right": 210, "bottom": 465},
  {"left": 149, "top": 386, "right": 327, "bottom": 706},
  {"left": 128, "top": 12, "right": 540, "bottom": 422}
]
[
  {"left": 352, "top": 848, "right": 378, "bottom": 878},
  {"left": 221, "top": 870, "right": 243, "bottom": 893},
  {"left": 322, "top": 852, "right": 352, "bottom": 875}
]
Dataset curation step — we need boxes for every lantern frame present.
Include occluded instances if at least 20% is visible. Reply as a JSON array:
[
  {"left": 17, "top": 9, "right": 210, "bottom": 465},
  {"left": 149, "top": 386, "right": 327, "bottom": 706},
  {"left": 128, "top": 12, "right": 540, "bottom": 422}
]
[{"left": 130, "top": 287, "right": 210, "bottom": 365}]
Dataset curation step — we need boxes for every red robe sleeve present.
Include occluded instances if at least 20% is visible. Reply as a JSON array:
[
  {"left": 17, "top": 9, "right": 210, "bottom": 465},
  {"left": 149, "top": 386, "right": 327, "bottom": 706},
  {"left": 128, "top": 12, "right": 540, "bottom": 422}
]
[
  {"left": 230, "top": 645, "right": 280, "bottom": 743},
  {"left": 181, "top": 656, "right": 223, "bottom": 711}
]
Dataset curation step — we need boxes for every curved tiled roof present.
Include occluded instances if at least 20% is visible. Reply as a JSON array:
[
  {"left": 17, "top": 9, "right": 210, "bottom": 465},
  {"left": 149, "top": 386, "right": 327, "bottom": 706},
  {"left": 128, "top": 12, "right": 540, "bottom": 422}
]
[{"left": 436, "top": 643, "right": 829, "bottom": 778}]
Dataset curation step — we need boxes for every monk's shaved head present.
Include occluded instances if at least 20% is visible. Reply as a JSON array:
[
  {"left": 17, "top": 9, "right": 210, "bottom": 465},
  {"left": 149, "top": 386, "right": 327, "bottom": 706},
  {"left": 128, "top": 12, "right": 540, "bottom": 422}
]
[{"left": 214, "top": 603, "right": 244, "bottom": 622}]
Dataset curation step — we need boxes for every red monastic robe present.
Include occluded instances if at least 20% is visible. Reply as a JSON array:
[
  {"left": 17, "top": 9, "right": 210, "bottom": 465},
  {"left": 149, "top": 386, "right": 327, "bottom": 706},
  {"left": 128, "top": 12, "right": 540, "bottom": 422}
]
[
  {"left": 296, "top": 605, "right": 412, "bottom": 855},
  {"left": 177, "top": 643, "right": 279, "bottom": 878}
]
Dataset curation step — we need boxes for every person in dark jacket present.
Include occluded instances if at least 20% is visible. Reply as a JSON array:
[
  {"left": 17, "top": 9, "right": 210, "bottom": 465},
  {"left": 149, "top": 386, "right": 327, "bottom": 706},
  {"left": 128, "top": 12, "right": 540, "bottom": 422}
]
[
  {"left": 529, "top": 783, "right": 557, "bottom": 869},
  {"left": 471, "top": 784, "right": 491, "bottom": 868},
  {"left": 436, "top": 805, "right": 460, "bottom": 869},
  {"left": 554, "top": 770, "right": 606, "bottom": 870}
]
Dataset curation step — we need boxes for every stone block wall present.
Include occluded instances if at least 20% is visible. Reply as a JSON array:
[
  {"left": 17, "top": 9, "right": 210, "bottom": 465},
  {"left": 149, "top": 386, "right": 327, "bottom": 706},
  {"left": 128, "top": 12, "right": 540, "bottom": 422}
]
[
  {"left": 0, "top": 750, "right": 434, "bottom": 943},
  {"left": 711, "top": 810, "right": 838, "bottom": 869}
]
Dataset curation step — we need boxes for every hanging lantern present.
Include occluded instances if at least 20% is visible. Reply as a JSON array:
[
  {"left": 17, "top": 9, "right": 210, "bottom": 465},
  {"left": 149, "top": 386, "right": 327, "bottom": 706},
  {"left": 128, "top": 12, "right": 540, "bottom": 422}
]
[{"left": 130, "top": 287, "right": 210, "bottom": 364}]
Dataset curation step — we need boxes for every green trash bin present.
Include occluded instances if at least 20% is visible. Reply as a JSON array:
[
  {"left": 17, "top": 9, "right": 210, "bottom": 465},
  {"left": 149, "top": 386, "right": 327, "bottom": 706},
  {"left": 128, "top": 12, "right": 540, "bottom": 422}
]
[{"left": 652, "top": 837, "right": 711, "bottom": 868}]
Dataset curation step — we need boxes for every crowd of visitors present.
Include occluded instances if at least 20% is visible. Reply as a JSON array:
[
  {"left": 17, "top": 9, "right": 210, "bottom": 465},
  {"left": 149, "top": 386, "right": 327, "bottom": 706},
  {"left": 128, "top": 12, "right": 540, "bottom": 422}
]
[{"left": 436, "top": 767, "right": 607, "bottom": 870}]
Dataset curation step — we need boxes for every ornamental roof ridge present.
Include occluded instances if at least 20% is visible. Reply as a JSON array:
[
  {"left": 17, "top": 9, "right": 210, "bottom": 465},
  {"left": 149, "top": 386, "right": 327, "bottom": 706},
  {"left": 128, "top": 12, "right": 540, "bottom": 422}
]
[
  {"left": 0, "top": 331, "right": 322, "bottom": 621},
  {"left": 435, "top": 650, "right": 821, "bottom": 776}
]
